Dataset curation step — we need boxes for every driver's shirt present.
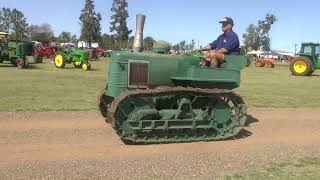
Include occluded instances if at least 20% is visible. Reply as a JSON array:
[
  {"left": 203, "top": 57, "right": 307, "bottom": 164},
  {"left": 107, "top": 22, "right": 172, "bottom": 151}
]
[{"left": 209, "top": 30, "right": 240, "bottom": 55}]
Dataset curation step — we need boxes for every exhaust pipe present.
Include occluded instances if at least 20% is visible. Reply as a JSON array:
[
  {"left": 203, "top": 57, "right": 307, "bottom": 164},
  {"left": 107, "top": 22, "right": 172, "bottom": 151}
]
[{"left": 132, "top": 14, "right": 146, "bottom": 52}]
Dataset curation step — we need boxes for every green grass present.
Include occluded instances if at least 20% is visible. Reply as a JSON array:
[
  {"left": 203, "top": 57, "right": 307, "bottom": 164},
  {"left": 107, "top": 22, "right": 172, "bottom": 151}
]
[
  {"left": 236, "top": 65, "right": 320, "bottom": 107},
  {"left": 221, "top": 156, "right": 320, "bottom": 180},
  {"left": 0, "top": 57, "right": 108, "bottom": 111},
  {"left": 0, "top": 59, "right": 320, "bottom": 111}
]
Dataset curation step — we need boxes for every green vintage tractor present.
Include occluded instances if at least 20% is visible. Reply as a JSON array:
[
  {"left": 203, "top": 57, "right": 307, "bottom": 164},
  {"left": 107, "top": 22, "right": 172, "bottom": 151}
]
[
  {"left": 99, "top": 51, "right": 247, "bottom": 144},
  {"left": 290, "top": 42, "right": 320, "bottom": 76},
  {"left": 0, "top": 32, "right": 33, "bottom": 69},
  {"left": 53, "top": 45, "right": 91, "bottom": 71},
  {"left": 98, "top": 14, "right": 247, "bottom": 144}
]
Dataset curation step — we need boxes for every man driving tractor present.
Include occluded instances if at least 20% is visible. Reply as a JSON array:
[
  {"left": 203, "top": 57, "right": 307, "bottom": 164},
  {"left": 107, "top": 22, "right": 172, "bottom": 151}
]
[{"left": 194, "top": 17, "right": 240, "bottom": 68}]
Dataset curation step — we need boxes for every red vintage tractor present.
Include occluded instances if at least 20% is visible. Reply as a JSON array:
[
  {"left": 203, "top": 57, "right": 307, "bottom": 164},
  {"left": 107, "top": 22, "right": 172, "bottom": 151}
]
[
  {"left": 33, "top": 44, "right": 57, "bottom": 63},
  {"left": 96, "top": 47, "right": 105, "bottom": 58}
]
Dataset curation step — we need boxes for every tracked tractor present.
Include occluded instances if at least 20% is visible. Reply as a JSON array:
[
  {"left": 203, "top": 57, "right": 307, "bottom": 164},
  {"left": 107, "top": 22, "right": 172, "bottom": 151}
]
[
  {"left": 98, "top": 15, "right": 247, "bottom": 144},
  {"left": 0, "top": 32, "right": 33, "bottom": 69},
  {"left": 290, "top": 43, "right": 320, "bottom": 76}
]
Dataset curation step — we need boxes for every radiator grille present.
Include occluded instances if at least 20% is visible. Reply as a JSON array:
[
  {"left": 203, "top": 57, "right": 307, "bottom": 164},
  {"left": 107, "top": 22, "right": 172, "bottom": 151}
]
[{"left": 128, "top": 61, "right": 149, "bottom": 88}]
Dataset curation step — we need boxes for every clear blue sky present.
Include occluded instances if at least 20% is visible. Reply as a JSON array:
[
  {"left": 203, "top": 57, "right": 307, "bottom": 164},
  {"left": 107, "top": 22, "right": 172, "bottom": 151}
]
[{"left": 1, "top": 0, "right": 319, "bottom": 52}]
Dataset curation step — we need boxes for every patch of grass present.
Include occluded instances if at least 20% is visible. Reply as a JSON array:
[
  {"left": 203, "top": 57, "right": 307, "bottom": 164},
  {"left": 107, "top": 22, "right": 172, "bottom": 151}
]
[
  {"left": 221, "top": 156, "right": 320, "bottom": 180},
  {"left": 0, "top": 59, "right": 319, "bottom": 111},
  {"left": 236, "top": 65, "right": 320, "bottom": 107},
  {"left": 0, "top": 58, "right": 108, "bottom": 111}
]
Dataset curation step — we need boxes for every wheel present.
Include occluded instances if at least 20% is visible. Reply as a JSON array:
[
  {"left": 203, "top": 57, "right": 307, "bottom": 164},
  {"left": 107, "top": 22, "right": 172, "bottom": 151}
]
[
  {"left": 246, "top": 57, "right": 252, "bottom": 67},
  {"left": 54, "top": 52, "right": 66, "bottom": 68},
  {"left": 33, "top": 54, "right": 42, "bottom": 63},
  {"left": 290, "top": 56, "right": 313, "bottom": 76},
  {"left": 81, "top": 62, "right": 91, "bottom": 71},
  {"left": 265, "top": 61, "right": 274, "bottom": 68},
  {"left": 16, "top": 59, "right": 25, "bottom": 69},
  {"left": 24, "top": 58, "right": 29, "bottom": 68},
  {"left": 11, "top": 60, "right": 17, "bottom": 67},
  {"left": 310, "top": 69, "right": 315, "bottom": 75},
  {"left": 73, "top": 61, "right": 82, "bottom": 68},
  {"left": 97, "top": 53, "right": 102, "bottom": 59},
  {"left": 255, "top": 59, "right": 265, "bottom": 67}
]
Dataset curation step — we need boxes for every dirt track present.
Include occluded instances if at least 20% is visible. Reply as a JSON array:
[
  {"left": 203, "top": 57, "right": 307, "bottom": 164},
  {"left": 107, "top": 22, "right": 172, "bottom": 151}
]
[{"left": 1, "top": 108, "right": 320, "bottom": 179}]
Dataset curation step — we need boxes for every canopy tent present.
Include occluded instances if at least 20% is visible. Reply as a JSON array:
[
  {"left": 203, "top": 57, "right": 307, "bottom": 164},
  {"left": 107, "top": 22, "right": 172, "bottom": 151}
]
[
  {"left": 260, "top": 51, "right": 279, "bottom": 56},
  {"left": 246, "top": 50, "right": 263, "bottom": 55},
  {"left": 277, "top": 52, "right": 295, "bottom": 57}
]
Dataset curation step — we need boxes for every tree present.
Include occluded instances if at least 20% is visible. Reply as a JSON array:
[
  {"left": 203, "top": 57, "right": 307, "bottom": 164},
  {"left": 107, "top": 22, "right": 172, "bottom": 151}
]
[
  {"left": 127, "top": 35, "right": 134, "bottom": 49},
  {"left": 79, "top": 0, "right": 102, "bottom": 46},
  {"left": 71, "top": 34, "right": 77, "bottom": 43},
  {"left": 243, "top": 14, "right": 277, "bottom": 51},
  {"left": 100, "top": 33, "right": 116, "bottom": 49},
  {"left": 179, "top": 40, "right": 187, "bottom": 51},
  {"left": 171, "top": 44, "right": 180, "bottom": 52},
  {"left": 57, "top": 31, "right": 71, "bottom": 43},
  {"left": 257, "top": 14, "right": 277, "bottom": 51},
  {"left": 171, "top": 40, "right": 195, "bottom": 53},
  {"left": 110, "top": 0, "right": 131, "bottom": 49},
  {"left": 243, "top": 24, "right": 260, "bottom": 51},
  {"left": 190, "top": 39, "right": 195, "bottom": 51},
  {"left": 0, "top": 8, "right": 12, "bottom": 32},
  {"left": 28, "top": 23, "right": 54, "bottom": 43},
  {"left": 10, "top": 8, "right": 28, "bottom": 41},
  {"left": 143, "top": 36, "right": 155, "bottom": 50}
]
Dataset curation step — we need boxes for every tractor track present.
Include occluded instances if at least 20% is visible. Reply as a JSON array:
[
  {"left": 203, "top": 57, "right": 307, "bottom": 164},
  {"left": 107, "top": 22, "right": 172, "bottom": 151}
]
[
  {"left": 106, "top": 86, "right": 246, "bottom": 143},
  {"left": 0, "top": 108, "right": 320, "bottom": 179}
]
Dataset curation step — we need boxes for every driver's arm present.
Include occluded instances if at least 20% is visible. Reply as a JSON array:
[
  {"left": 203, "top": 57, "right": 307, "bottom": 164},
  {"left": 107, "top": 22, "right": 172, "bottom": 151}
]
[
  {"left": 195, "top": 44, "right": 212, "bottom": 52},
  {"left": 194, "top": 39, "right": 218, "bottom": 52},
  {"left": 216, "top": 48, "right": 228, "bottom": 54}
]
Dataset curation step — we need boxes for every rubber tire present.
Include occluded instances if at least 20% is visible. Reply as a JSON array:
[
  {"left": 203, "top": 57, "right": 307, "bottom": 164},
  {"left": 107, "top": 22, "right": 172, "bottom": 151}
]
[
  {"left": 54, "top": 51, "right": 66, "bottom": 68},
  {"left": 246, "top": 57, "right": 252, "bottom": 67},
  {"left": 33, "top": 55, "right": 42, "bottom": 63},
  {"left": 266, "top": 61, "right": 274, "bottom": 68},
  {"left": 81, "top": 62, "right": 91, "bottom": 71},
  {"left": 255, "top": 60, "right": 265, "bottom": 67},
  {"left": 11, "top": 60, "right": 17, "bottom": 67},
  {"left": 16, "top": 59, "right": 25, "bottom": 69},
  {"left": 97, "top": 53, "right": 102, "bottom": 59},
  {"left": 73, "top": 62, "right": 81, "bottom": 68},
  {"left": 309, "top": 69, "right": 315, "bottom": 75},
  {"left": 290, "top": 56, "right": 313, "bottom": 76},
  {"left": 24, "top": 58, "right": 29, "bottom": 68}
]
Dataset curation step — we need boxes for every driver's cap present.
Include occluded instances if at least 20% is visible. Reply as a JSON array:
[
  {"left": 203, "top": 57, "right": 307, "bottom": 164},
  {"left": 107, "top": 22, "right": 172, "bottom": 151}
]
[{"left": 219, "top": 17, "right": 234, "bottom": 26}]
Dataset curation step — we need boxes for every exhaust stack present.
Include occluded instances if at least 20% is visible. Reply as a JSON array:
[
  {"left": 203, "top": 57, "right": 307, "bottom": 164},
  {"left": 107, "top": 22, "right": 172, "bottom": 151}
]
[{"left": 132, "top": 14, "right": 146, "bottom": 52}]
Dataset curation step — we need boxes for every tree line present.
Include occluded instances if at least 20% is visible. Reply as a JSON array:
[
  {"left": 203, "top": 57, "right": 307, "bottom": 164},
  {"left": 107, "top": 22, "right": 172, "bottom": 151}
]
[
  {"left": 1, "top": 0, "right": 277, "bottom": 51},
  {"left": 0, "top": 0, "right": 132, "bottom": 49}
]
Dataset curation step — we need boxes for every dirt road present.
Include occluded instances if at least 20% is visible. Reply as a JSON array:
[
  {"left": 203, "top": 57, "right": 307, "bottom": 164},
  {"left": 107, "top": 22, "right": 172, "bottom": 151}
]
[{"left": 1, "top": 108, "right": 320, "bottom": 179}]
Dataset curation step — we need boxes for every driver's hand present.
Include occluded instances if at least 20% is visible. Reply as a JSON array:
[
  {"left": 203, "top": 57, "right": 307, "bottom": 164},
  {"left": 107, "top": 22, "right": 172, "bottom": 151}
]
[{"left": 203, "top": 53, "right": 212, "bottom": 61}]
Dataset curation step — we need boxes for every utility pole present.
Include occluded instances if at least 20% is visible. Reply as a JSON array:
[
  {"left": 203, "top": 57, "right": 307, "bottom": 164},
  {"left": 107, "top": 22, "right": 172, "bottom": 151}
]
[
  {"left": 294, "top": 43, "right": 297, "bottom": 55},
  {"left": 191, "top": 39, "right": 194, "bottom": 52}
]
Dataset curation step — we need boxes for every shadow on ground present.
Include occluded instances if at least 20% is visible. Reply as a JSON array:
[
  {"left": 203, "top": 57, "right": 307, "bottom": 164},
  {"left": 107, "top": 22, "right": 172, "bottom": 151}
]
[
  {"left": 245, "top": 115, "right": 259, "bottom": 127},
  {"left": 226, "top": 114, "right": 259, "bottom": 140}
]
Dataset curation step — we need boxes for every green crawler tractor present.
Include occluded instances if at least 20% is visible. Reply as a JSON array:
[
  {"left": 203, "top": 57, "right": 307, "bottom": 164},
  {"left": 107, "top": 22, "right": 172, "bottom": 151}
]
[
  {"left": 0, "top": 32, "right": 33, "bottom": 69},
  {"left": 290, "top": 42, "right": 320, "bottom": 76},
  {"left": 98, "top": 15, "right": 247, "bottom": 144},
  {"left": 53, "top": 45, "right": 91, "bottom": 71}
]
